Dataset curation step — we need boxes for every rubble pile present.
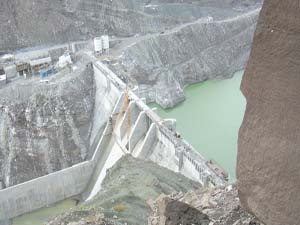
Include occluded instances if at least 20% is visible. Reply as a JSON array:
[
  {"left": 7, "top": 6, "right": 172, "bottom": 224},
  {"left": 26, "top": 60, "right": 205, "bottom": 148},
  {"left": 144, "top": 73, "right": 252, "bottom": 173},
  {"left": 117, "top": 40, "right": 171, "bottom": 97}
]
[{"left": 148, "top": 185, "right": 263, "bottom": 225}]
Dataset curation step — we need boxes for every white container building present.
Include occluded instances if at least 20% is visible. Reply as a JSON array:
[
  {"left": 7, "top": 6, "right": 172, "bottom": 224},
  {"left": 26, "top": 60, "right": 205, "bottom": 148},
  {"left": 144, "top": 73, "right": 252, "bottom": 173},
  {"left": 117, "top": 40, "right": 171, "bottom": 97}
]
[
  {"left": 101, "top": 35, "right": 109, "bottom": 53},
  {"left": 94, "top": 37, "right": 103, "bottom": 54},
  {"left": 4, "top": 64, "right": 17, "bottom": 79},
  {"left": 57, "top": 53, "right": 72, "bottom": 69}
]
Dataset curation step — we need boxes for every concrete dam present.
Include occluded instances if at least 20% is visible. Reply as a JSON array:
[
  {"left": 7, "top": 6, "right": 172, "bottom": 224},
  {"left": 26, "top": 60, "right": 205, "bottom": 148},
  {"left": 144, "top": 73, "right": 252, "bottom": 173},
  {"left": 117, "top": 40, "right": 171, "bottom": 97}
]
[{"left": 0, "top": 54, "right": 228, "bottom": 221}]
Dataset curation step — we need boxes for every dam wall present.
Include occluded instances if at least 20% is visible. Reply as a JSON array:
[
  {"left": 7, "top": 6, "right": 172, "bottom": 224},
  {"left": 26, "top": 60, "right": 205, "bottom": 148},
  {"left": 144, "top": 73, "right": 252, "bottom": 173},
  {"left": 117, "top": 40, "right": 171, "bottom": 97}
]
[
  {"left": 126, "top": 98, "right": 226, "bottom": 186},
  {"left": 91, "top": 60, "right": 227, "bottom": 187},
  {"left": 0, "top": 60, "right": 122, "bottom": 221},
  {"left": 0, "top": 57, "right": 227, "bottom": 220},
  {"left": 89, "top": 62, "right": 121, "bottom": 148},
  {"left": 0, "top": 160, "right": 94, "bottom": 220}
]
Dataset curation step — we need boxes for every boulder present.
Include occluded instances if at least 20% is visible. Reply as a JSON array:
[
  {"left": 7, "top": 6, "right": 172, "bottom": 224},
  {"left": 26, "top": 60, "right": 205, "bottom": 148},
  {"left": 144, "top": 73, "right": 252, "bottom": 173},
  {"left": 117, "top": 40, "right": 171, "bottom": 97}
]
[
  {"left": 237, "top": 0, "right": 300, "bottom": 224},
  {"left": 150, "top": 196, "right": 210, "bottom": 225}
]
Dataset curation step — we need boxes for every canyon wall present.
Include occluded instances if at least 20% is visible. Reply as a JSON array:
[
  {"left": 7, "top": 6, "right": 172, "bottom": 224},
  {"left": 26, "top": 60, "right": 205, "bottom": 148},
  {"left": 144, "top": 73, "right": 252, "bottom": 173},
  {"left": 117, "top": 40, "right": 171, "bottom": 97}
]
[
  {"left": 237, "top": 0, "right": 300, "bottom": 224},
  {"left": 0, "top": 0, "right": 261, "bottom": 51},
  {"left": 110, "top": 9, "right": 259, "bottom": 108},
  {"left": 0, "top": 61, "right": 95, "bottom": 187}
]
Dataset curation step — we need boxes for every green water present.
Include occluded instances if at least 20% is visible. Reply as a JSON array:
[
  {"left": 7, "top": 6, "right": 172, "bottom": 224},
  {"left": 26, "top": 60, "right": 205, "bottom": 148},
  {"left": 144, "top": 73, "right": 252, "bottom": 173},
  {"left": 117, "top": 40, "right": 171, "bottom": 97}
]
[
  {"left": 12, "top": 199, "right": 76, "bottom": 225},
  {"left": 149, "top": 71, "right": 246, "bottom": 181}
]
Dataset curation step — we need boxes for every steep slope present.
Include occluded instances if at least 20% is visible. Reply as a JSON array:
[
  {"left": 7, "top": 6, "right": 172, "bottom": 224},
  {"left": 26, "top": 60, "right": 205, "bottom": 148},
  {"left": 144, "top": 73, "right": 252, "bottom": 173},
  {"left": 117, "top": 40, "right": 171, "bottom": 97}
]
[
  {"left": 0, "top": 0, "right": 261, "bottom": 51},
  {"left": 110, "top": 9, "right": 259, "bottom": 108},
  {"left": 46, "top": 157, "right": 263, "bottom": 225},
  {"left": 237, "top": 0, "right": 300, "bottom": 224},
  {"left": 46, "top": 156, "right": 199, "bottom": 225},
  {"left": 0, "top": 60, "right": 95, "bottom": 187}
]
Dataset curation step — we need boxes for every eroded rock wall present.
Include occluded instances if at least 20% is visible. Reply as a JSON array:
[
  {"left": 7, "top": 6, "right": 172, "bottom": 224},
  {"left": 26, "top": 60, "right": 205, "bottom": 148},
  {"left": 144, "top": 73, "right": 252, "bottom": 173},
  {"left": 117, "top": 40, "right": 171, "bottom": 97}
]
[
  {"left": 237, "top": 0, "right": 300, "bottom": 224},
  {"left": 0, "top": 0, "right": 261, "bottom": 51},
  {"left": 110, "top": 9, "right": 259, "bottom": 108},
  {"left": 0, "top": 63, "right": 95, "bottom": 187}
]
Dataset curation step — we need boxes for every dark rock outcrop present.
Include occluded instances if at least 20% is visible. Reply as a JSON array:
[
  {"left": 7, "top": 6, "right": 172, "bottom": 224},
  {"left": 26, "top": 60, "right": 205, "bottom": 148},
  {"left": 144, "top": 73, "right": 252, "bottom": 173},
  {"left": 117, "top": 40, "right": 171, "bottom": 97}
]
[
  {"left": 149, "top": 185, "right": 263, "bottom": 225},
  {"left": 237, "top": 0, "right": 300, "bottom": 224},
  {"left": 149, "top": 197, "right": 210, "bottom": 225}
]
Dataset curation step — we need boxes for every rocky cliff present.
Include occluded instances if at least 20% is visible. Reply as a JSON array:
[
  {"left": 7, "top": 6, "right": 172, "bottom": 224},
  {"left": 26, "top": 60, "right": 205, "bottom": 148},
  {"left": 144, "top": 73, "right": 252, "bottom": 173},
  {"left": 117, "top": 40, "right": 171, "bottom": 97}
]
[
  {"left": 0, "top": 0, "right": 261, "bottom": 51},
  {"left": 237, "top": 0, "right": 300, "bottom": 224},
  {"left": 0, "top": 60, "right": 95, "bottom": 187},
  {"left": 110, "top": 8, "right": 259, "bottom": 108}
]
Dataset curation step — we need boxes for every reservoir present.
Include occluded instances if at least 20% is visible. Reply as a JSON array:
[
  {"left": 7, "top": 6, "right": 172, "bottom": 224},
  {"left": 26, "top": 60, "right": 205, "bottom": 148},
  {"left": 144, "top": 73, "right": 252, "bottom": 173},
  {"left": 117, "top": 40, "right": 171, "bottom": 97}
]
[{"left": 149, "top": 71, "right": 246, "bottom": 181}]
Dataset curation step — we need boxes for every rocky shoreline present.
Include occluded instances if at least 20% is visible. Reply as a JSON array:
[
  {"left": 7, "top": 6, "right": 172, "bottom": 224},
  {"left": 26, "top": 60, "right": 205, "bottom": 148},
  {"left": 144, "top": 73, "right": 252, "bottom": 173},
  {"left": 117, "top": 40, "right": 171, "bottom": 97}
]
[{"left": 108, "top": 9, "right": 260, "bottom": 108}]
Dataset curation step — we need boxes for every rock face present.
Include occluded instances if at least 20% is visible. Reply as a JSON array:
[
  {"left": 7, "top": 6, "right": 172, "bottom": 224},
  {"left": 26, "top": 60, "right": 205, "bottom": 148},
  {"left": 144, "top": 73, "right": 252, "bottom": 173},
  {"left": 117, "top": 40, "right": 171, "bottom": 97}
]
[
  {"left": 0, "top": 61, "right": 95, "bottom": 187},
  {"left": 0, "top": 0, "right": 263, "bottom": 109},
  {"left": 237, "top": 0, "right": 300, "bottom": 224},
  {"left": 148, "top": 185, "right": 263, "bottom": 225},
  {"left": 148, "top": 197, "right": 210, "bottom": 225},
  {"left": 110, "top": 8, "right": 260, "bottom": 108},
  {"left": 0, "top": 0, "right": 261, "bottom": 51}
]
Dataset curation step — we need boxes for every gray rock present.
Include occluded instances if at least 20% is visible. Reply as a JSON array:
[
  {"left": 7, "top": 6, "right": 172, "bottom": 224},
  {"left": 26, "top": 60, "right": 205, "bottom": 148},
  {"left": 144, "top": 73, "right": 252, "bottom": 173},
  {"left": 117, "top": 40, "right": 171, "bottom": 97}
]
[
  {"left": 0, "top": 60, "right": 96, "bottom": 187},
  {"left": 148, "top": 185, "right": 263, "bottom": 225},
  {"left": 110, "top": 8, "right": 260, "bottom": 108},
  {"left": 0, "top": 0, "right": 262, "bottom": 51}
]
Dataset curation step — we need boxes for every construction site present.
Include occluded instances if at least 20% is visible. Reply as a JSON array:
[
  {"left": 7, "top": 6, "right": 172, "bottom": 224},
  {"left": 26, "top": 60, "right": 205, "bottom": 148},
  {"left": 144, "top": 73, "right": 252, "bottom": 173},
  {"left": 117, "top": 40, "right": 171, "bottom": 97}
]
[
  {"left": 0, "top": 1, "right": 260, "bottom": 224},
  {"left": 1, "top": 0, "right": 299, "bottom": 225},
  {"left": 0, "top": 36, "right": 229, "bottom": 215}
]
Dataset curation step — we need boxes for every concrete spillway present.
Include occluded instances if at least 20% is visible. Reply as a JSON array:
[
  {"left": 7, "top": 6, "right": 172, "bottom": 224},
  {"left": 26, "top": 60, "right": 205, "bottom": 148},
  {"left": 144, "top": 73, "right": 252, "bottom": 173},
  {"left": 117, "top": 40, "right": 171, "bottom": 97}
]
[{"left": 0, "top": 55, "right": 227, "bottom": 221}]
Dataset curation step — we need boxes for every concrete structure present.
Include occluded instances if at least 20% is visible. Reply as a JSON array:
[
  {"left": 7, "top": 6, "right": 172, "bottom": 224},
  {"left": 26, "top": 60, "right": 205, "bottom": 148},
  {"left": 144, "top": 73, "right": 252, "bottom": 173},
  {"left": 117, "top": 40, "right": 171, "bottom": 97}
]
[
  {"left": 3, "top": 64, "right": 17, "bottom": 79},
  {"left": 15, "top": 62, "right": 30, "bottom": 77},
  {"left": 101, "top": 35, "right": 109, "bottom": 53},
  {"left": 0, "top": 68, "right": 6, "bottom": 87},
  {"left": 57, "top": 53, "right": 72, "bottom": 69},
  {"left": 84, "top": 58, "right": 227, "bottom": 201},
  {"left": 29, "top": 56, "right": 52, "bottom": 75},
  {"left": 0, "top": 54, "right": 227, "bottom": 221},
  {"left": 94, "top": 37, "right": 103, "bottom": 54}
]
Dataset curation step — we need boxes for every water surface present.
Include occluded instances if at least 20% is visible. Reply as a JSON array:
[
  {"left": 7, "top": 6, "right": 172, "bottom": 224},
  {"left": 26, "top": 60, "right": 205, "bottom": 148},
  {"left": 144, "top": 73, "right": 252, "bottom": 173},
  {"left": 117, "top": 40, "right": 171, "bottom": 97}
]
[
  {"left": 149, "top": 71, "right": 246, "bottom": 181},
  {"left": 12, "top": 199, "right": 76, "bottom": 225}
]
